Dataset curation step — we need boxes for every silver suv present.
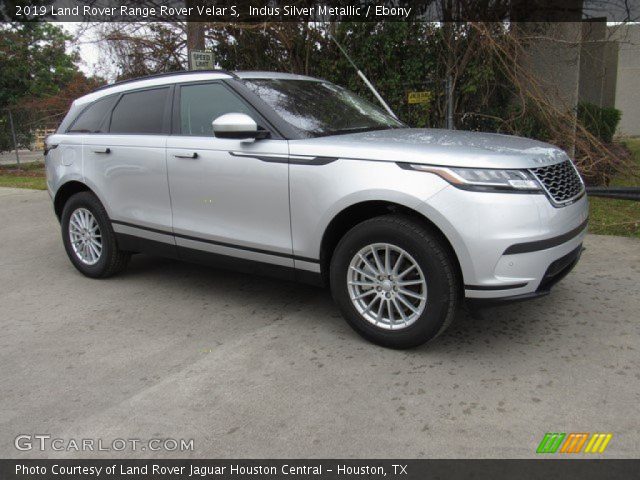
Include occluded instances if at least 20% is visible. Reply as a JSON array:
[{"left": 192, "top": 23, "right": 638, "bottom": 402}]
[{"left": 46, "top": 71, "right": 588, "bottom": 348}]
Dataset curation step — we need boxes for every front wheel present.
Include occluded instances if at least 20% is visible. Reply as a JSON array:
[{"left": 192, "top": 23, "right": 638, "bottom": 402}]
[
  {"left": 330, "top": 215, "right": 459, "bottom": 349},
  {"left": 61, "top": 191, "right": 130, "bottom": 278}
]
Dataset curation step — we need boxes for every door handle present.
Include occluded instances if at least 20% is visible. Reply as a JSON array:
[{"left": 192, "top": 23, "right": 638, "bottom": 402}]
[
  {"left": 92, "top": 147, "right": 110, "bottom": 154},
  {"left": 173, "top": 152, "right": 198, "bottom": 159}
]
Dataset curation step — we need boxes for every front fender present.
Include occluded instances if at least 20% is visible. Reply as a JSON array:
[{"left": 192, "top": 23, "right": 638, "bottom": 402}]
[{"left": 290, "top": 159, "right": 450, "bottom": 261}]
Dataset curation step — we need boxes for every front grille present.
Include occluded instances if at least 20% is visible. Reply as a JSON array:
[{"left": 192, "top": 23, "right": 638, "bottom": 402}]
[{"left": 530, "top": 160, "right": 584, "bottom": 206}]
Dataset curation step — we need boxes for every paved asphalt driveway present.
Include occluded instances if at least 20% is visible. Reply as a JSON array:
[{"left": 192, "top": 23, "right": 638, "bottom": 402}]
[{"left": 1, "top": 188, "right": 639, "bottom": 458}]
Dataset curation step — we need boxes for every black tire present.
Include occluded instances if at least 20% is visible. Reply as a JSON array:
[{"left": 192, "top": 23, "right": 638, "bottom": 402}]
[
  {"left": 61, "top": 191, "right": 130, "bottom": 278},
  {"left": 330, "top": 215, "right": 459, "bottom": 349}
]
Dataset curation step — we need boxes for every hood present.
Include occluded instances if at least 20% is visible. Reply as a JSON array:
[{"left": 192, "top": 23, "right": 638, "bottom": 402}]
[{"left": 288, "top": 128, "right": 569, "bottom": 169}]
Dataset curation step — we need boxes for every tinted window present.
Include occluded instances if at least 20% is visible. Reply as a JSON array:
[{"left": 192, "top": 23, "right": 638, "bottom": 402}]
[
  {"left": 110, "top": 88, "right": 169, "bottom": 134},
  {"left": 68, "top": 96, "right": 118, "bottom": 133},
  {"left": 243, "top": 79, "right": 403, "bottom": 137},
  {"left": 180, "top": 83, "right": 255, "bottom": 136}
]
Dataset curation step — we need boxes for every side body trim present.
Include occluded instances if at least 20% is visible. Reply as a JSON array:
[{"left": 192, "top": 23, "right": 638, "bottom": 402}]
[
  {"left": 464, "top": 282, "right": 528, "bottom": 291},
  {"left": 112, "top": 222, "right": 175, "bottom": 244},
  {"left": 111, "top": 220, "right": 319, "bottom": 263},
  {"left": 114, "top": 233, "right": 323, "bottom": 287},
  {"left": 229, "top": 151, "right": 338, "bottom": 165}
]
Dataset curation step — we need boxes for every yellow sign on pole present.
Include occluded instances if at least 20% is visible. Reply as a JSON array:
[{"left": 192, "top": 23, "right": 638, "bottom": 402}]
[{"left": 408, "top": 91, "right": 432, "bottom": 104}]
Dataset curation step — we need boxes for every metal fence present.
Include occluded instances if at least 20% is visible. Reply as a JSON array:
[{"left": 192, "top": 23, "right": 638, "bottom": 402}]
[{"left": 0, "top": 106, "right": 62, "bottom": 165}]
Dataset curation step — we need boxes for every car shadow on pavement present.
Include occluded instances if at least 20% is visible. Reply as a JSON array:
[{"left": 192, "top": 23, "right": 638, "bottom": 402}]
[
  {"left": 427, "top": 299, "right": 559, "bottom": 354},
  {"left": 120, "top": 254, "right": 570, "bottom": 356}
]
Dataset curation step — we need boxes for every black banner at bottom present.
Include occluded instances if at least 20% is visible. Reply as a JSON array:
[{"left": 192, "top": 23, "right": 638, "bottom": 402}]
[{"left": 1, "top": 459, "right": 639, "bottom": 480}]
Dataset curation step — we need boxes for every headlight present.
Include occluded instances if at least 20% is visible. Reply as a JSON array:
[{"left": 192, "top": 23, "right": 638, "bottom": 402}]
[{"left": 404, "top": 164, "right": 542, "bottom": 193}]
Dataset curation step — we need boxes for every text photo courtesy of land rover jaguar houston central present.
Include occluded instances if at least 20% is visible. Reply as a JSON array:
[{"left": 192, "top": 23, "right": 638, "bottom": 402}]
[{"left": 45, "top": 71, "right": 588, "bottom": 348}]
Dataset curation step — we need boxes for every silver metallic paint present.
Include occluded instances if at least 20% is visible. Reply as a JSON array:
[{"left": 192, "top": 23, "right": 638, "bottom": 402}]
[
  {"left": 212, "top": 112, "right": 259, "bottom": 136},
  {"left": 166, "top": 136, "right": 292, "bottom": 259},
  {"left": 46, "top": 71, "right": 589, "bottom": 300},
  {"left": 288, "top": 128, "right": 571, "bottom": 169}
]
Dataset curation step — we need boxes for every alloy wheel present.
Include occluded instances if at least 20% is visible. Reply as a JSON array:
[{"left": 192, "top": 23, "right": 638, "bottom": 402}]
[
  {"left": 68, "top": 207, "right": 103, "bottom": 265},
  {"left": 347, "top": 243, "right": 427, "bottom": 330}
]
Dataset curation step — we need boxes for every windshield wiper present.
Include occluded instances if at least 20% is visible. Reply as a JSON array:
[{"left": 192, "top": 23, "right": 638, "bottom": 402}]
[{"left": 326, "top": 126, "right": 395, "bottom": 136}]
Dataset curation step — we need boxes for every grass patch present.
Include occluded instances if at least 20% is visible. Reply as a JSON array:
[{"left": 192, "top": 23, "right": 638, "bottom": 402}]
[
  {"left": 0, "top": 175, "right": 47, "bottom": 190},
  {"left": 0, "top": 160, "right": 47, "bottom": 190},
  {"left": 588, "top": 139, "right": 640, "bottom": 238},
  {"left": 0, "top": 160, "right": 46, "bottom": 172}
]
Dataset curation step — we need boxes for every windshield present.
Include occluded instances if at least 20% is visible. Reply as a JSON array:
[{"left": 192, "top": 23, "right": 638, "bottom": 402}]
[{"left": 242, "top": 79, "right": 404, "bottom": 137}]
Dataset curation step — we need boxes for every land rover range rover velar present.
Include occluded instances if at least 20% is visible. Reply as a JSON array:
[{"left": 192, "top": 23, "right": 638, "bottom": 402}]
[{"left": 46, "top": 71, "right": 588, "bottom": 348}]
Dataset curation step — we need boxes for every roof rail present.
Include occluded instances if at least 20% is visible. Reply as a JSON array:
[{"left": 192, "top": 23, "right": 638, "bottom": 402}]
[{"left": 93, "top": 69, "right": 237, "bottom": 92}]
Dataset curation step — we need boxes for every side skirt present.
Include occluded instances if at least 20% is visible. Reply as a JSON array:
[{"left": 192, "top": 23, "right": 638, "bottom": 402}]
[
  {"left": 116, "top": 233, "right": 179, "bottom": 259},
  {"left": 115, "top": 233, "right": 324, "bottom": 287}
]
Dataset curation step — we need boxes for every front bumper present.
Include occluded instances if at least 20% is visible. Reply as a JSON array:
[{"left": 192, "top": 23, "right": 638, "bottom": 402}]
[
  {"left": 467, "top": 245, "right": 583, "bottom": 306},
  {"left": 463, "top": 218, "right": 587, "bottom": 299},
  {"left": 415, "top": 185, "right": 589, "bottom": 300}
]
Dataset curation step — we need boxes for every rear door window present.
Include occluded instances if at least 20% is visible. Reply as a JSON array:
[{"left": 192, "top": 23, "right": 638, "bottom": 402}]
[
  {"left": 67, "top": 95, "right": 118, "bottom": 133},
  {"left": 179, "top": 83, "right": 255, "bottom": 136},
  {"left": 109, "top": 88, "right": 169, "bottom": 134}
]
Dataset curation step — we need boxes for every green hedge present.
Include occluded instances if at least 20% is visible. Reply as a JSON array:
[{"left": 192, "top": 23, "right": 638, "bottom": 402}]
[{"left": 577, "top": 102, "right": 622, "bottom": 144}]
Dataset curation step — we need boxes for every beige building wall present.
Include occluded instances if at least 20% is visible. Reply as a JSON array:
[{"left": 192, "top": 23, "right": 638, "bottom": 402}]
[
  {"left": 609, "top": 24, "right": 640, "bottom": 137},
  {"left": 579, "top": 20, "right": 618, "bottom": 108},
  {"left": 521, "top": 22, "right": 583, "bottom": 112},
  {"left": 517, "top": 22, "right": 583, "bottom": 154}
]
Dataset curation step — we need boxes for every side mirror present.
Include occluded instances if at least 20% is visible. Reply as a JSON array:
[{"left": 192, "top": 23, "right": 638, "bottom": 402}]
[{"left": 212, "top": 113, "right": 268, "bottom": 140}]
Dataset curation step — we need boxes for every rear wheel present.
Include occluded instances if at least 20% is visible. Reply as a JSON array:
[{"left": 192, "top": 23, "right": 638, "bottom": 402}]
[
  {"left": 330, "top": 215, "right": 459, "bottom": 349},
  {"left": 61, "top": 191, "right": 130, "bottom": 278}
]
